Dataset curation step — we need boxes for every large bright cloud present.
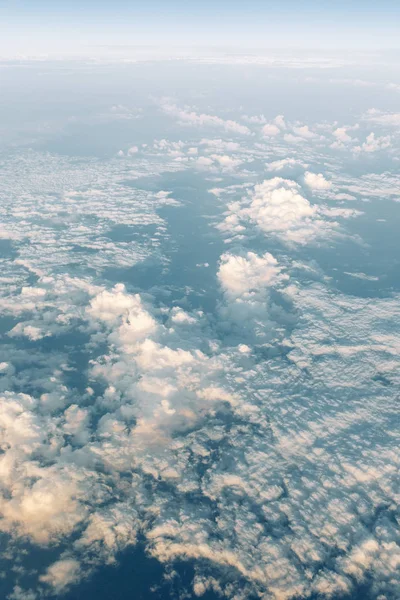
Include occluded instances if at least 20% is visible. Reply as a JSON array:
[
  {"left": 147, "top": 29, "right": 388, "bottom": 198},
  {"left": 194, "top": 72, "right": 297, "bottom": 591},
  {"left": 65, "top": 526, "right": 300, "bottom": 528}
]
[
  {"left": 218, "top": 177, "right": 350, "bottom": 245},
  {"left": 217, "top": 251, "right": 286, "bottom": 299}
]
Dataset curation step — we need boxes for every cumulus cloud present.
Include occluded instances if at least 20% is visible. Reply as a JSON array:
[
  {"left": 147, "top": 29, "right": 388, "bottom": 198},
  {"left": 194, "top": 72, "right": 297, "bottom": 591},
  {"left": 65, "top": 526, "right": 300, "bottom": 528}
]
[
  {"left": 196, "top": 156, "right": 214, "bottom": 168},
  {"left": 87, "top": 283, "right": 155, "bottom": 329},
  {"left": 333, "top": 126, "right": 353, "bottom": 143},
  {"left": 261, "top": 115, "right": 287, "bottom": 137},
  {"left": 217, "top": 252, "right": 286, "bottom": 299},
  {"left": 282, "top": 133, "right": 304, "bottom": 144},
  {"left": 262, "top": 123, "right": 280, "bottom": 137},
  {"left": 0, "top": 392, "right": 91, "bottom": 544},
  {"left": 292, "top": 125, "right": 318, "bottom": 139},
  {"left": 196, "top": 153, "right": 243, "bottom": 171},
  {"left": 8, "top": 323, "right": 50, "bottom": 341},
  {"left": 210, "top": 154, "right": 243, "bottom": 170},
  {"left": 218, "top": 177, "right": 346, "bottom": 244},
  {"left": 354, "top": 132, "right": 392, "bottom": 153},
  {"left": 304, "top": 171, "right": 332, "bottom": 190},
  {"left": 216, "top": 252, "right": 290, "bottom": 341},
  {"left": 170, "top": 307, "right": 197, "bottom": 325}
]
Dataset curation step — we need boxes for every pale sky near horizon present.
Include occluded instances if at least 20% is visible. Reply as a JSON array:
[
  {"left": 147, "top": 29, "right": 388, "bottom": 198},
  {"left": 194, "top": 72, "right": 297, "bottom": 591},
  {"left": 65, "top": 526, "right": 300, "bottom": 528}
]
[{"left": 1, "top": 0, "right": 400, "bottom": 56}]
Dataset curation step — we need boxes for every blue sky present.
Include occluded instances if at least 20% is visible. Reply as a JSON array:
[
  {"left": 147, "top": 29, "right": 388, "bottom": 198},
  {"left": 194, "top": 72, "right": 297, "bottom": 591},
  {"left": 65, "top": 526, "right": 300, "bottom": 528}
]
[{"left": 1, "top": 0, "right": 400, "bottom": 56}]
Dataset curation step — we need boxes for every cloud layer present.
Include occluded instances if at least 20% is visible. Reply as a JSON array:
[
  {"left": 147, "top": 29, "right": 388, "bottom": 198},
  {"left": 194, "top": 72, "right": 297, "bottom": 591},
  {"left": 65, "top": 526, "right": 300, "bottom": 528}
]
[{"left": 0, "top": 60, "right": 399, "bottom": 600}]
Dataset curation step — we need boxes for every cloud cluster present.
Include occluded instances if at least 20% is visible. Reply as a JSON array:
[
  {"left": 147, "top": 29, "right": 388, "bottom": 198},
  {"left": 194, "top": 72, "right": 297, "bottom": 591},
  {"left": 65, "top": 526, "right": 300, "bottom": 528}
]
[
  {"left": 364, "top": 109, "right": 400, "bottom": 127},
  {"left": 354, "top": 132, "right": 392, "bottom": 153},
  {"left": 217, "top": 177, "right": 353, "bottom": 245},
  {"left": 217, "top": 252, "right": 286, "bottom": 299},
  {"left": 0, "top": 151, "right": 183, "bottom": 277}
]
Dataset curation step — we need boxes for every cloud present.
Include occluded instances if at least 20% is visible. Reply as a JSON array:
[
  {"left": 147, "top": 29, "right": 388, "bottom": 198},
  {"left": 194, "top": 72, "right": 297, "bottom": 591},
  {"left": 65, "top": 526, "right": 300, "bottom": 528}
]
[
  {"left": 0, "top": 392, "right": 91, "bottom": 544},
  {"left": 217, "top": 252, "right": 286, "bottom": 299},
  {"left": 364, "top": 109, "right": 400, "bottom": 127},
  {"left": 196, "top": 154, "right": 243, "bottom": 171},
  {"left": 335, "top": 171, "right": 400, "bottom": 201},
  {"left": 292, "top": 125, "right": 318, "bottom": 139},
  {"left": 262, "top": 123, "right": 280, "bottom": 136},
  {"left": 8, "top": 587, "right": 37, "bottom": 600},
  {"left": 304, "top": 171, "right": 332, "bottom": 190},
  {"left": 200, "top": 138, "right": 241, "bottom": 151},
  {"left": 216, "top": 252, "right": 290, "bottom": 342},
  {"left": 261, "top": 115, "right": 287, "bottom": 137},
  {"left": 266, "top": 158, "right": 308, "bottom": 172},
  {"left": 218, "top": 177, "right": 345, "bottom": 245},
  {"left": 333, "top": 126, "right": 353, "bottom": 143},
  {"left": 160, "top": 101, "right": 251, "bottom": 135},
  {"left": 354, "top": 132, "right": 391, "bottom": 153},
  {"left": 210, "top": 154, "right": 243, "bottom": 170},
  {"left": 283, "top": 133, "right": 304, "bottom": 143},
  {"left": 170, "top": 307, "right": 197, "bottom": 325},
  {"left": 40, "top": 559, "right": 81, "bottom": 593},
  {"left": 196, "top": 156, "right": 214, "bottom": 168},
  {"left": 274, "top": 115, "right": 287, "bottom": 129},
  {"left": 0, "top": 150, "right": 184, "bottom": 277},
  {"left": 87, "top": 283, "right": 155, "bottom": 329}
]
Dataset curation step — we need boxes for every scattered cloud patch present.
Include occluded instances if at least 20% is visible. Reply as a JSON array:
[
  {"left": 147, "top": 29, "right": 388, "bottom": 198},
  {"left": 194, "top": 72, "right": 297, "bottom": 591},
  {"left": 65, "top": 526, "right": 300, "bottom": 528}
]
[
  {"left": 266, "top": 158, "right": 308, "bottom": 172},
  {"left": 354, "top": 132, "right": 391, "bottom": 153},
  {"left": 160, "top": 101, "right": 251, "bottom": 135}
]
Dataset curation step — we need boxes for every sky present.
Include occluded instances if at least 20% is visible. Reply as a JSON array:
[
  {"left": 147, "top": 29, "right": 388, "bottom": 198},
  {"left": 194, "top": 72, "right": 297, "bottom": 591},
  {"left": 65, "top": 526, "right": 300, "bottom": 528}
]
[{"left": 1, "top": 0, "right": 400, "bottom": 57}]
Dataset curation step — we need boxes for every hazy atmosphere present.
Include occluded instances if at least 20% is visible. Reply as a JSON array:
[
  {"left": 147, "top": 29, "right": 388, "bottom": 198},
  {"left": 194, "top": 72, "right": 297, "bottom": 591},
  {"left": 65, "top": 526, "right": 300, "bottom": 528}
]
[{"left": 0, "top": 2, "right": 399, "bottom": 599}]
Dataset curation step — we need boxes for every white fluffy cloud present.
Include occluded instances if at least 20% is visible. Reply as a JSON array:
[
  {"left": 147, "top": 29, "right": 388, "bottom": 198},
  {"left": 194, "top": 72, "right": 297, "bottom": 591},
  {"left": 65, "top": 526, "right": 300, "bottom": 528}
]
[
  {"left": 218, "top": 252, "right": 286, "bottom": 299},
  {"left": 0, "top": 392, "right": 92, "bottom": 545},
  {"left": 292, "top": 125, "right": 318, "bottom": 139},
  {"left": 333, "top": 126, "right": 353, "bottom": 143},
  {"left": 218, "top": 177, "right": 345, "bottom": 244},
  {"left": 196, "top": 153, "right": 243, "bottom": 171},
  {"left": 217, "top": 252, "right": 290, "bottom": 340},
  {"left": 262, "top": 123, "right": 280, "bottom": 136},
  {"left": 304, "top": 171, "right": 332, "bottom": 190},
  {"left": 354, "top": 132, "right": 391, "bottom": 153}
]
